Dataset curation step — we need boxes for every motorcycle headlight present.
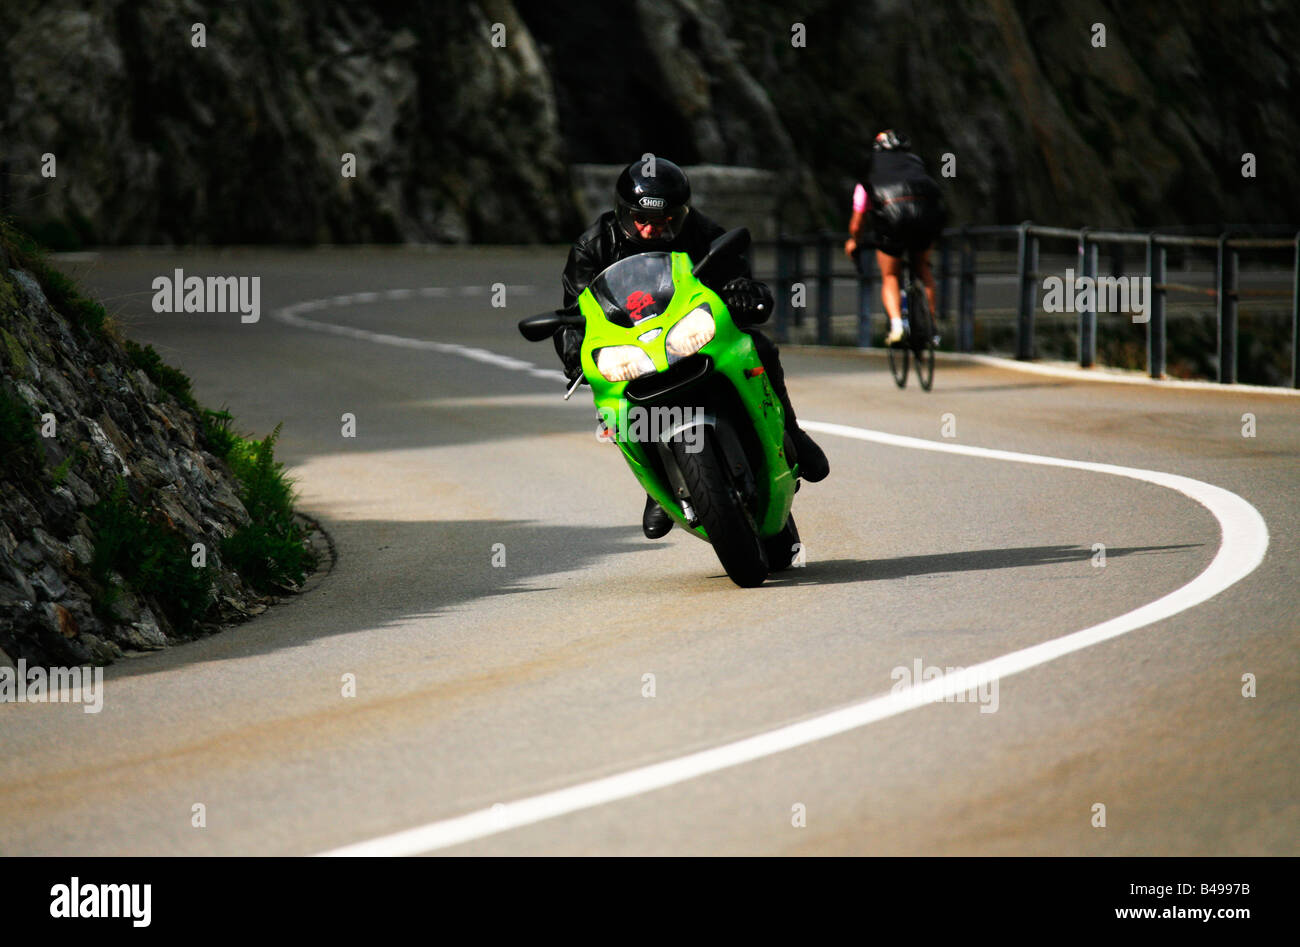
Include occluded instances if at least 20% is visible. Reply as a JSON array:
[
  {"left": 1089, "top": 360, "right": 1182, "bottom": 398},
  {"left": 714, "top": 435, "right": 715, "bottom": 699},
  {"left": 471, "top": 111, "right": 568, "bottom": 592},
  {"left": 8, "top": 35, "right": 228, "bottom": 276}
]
[
  {"left": 595, "top": 345, "right": 656, "bottom": 382},
  {"left": 665, "top": 305, "right": 716, "bottom": 362}
]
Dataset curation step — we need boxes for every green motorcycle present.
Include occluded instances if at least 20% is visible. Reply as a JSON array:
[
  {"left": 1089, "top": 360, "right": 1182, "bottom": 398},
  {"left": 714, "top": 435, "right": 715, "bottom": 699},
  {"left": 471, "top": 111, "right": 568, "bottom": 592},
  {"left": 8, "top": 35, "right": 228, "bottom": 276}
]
[{"left": 519, "top": 228, "right": 803, "bottom": 588}]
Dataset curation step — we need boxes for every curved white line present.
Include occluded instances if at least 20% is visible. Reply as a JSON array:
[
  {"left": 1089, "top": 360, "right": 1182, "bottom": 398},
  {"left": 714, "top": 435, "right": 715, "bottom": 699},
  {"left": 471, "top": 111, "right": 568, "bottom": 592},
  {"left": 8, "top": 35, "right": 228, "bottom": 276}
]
[
  {"left": 273, "top": 288, "right": 565, "bottom": 381},
  {"left": 316, "top": 420, "right": 1269, "bottom": 856}
]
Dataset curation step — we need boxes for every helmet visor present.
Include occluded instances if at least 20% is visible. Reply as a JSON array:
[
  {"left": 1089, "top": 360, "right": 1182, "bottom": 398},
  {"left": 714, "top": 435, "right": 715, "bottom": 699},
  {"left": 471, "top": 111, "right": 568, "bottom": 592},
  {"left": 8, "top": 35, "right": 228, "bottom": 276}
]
[{"left": 618, "top": 203, "right": 689, "bottom": 243}]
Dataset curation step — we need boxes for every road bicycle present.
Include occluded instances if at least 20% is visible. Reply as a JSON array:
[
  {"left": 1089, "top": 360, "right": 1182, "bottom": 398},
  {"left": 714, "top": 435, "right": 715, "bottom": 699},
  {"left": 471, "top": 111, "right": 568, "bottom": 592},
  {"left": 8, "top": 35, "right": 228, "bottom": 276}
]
[{"left": 854, "top": 246, "right": 937, "bottom": 391}]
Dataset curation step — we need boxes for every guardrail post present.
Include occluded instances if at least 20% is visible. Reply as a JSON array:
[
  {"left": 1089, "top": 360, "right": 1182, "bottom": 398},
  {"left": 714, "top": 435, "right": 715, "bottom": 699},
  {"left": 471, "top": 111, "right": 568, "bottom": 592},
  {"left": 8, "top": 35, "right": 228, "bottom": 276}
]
[
  {"left": 775, "top": 235, "right": 791, "bottom": 343},
  {"left": 856, "top": 250, "right": 874, "bottom": 347},
  {"left": 1217, "top": 233, "right": 1238, "bottom": 384},
  {"left": 1292, "top": 231, "right": 1299, "bottom": 388},
  {"left": 816, "top": 231, "right": 832, "bottom": 345},
  {"left": 959, "top": 229, "right": 975, "bottom": 352},
  {"left": 1016, "top": 221, "right": 1036, "bottom": 359},
  {"left": 1083, "top": 238, "right": 1098, "bottom": 367},
  {"left": 1147, "top": 234, "right": 1167, "bottom": 379},
  {"left": 1078, "top": 228, "right": 1094, "bottom": 368}
]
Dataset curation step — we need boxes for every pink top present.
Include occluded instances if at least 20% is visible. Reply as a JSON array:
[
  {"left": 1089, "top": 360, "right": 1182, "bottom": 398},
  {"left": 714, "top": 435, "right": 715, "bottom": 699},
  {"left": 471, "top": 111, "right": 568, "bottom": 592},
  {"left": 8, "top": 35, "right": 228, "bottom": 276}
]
[{"left": 852, "top": 182, "right": 869, "bottom": 213}]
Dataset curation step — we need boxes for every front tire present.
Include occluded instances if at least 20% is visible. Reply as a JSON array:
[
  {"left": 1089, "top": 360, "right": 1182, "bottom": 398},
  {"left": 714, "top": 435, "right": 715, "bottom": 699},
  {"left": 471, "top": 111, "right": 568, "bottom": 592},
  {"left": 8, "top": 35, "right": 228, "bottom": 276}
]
[
  {"left": 671, "top": 431, "right": 768, "bottom": 588},
  {"left": 910, "top": 278, "right": 935, "bottom": 391},
  {"left": 763, "top": 514, "right": 801, "bottom": 571}
]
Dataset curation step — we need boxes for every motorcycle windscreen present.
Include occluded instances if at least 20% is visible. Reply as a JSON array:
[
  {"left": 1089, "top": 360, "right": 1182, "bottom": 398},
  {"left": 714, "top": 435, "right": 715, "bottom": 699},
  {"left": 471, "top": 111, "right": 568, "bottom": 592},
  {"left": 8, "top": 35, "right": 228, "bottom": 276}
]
[{"left": 589, "top": 253, "right": 676, "bottom": 328}]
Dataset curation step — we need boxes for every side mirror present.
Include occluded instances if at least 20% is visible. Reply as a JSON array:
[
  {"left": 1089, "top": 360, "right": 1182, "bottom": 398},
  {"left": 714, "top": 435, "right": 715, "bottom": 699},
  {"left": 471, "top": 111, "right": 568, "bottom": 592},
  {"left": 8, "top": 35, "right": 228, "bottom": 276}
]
[
  {"left": 692, "top": 227, "right": 751, "bottom": 279},
  {"left": 518, "top": 311, "right": 583, "bottom": 342}
]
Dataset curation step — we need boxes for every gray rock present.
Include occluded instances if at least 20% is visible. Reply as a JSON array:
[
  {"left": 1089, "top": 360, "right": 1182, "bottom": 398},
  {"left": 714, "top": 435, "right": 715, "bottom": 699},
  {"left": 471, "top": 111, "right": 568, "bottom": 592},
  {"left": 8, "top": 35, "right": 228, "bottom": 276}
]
[
  {"left": 82, "top": 418, "right": 131, "bottom": 476},
  {"left": 8, "top": 270, "right": 49, "bottom": 308},
  {"left": 15, "top": 540, "right": 44, "bottom": 566},
  {"left": 43, "top": 369, "right": 78, "bottom": 412},
  {"left": 30, "top": 563, "right": 68, "bottom": 600},
  {"left": 67, "top": 534, "right": 94, "bottom": 565},
  {"left": 135, "top": 455, "right": 171, "bottom": 487},
  {"left": 4, "top": 563, "right": 36, "bottom": 603},
  {"left": 79, "top": 633, "right": 123, "bottom": 663},
  {"left": 207, "top": 481, "right": 251, "bottom": 525},
  {"left": 11, "top": 495, "right": 41, "bottom": 530},
  {"left": 156, "top": 488, "right": 203, "bottom": 536},
  {"left": 133, "top": 369, "right": 158, "bottom": 402},
  {"left": 30, "top": 527, "right": 65, "bottom": 562},
  {"left": 63, "top": 471, "right": 99, "bottom": 507},
  {"left": 108, "top": 586, "right": 140, "bottom": 623},
  {"left": 14, "top": 379, "right": 48, "bottom": 414},
  {"left": 45, "top": 488, "right": 77, "bottom": 523},
  {"left": 126, "top": 609, "right": 168, "bottom": 650},
  {"left": 43, "top": 601, "right": 78, "bottom": 638}
]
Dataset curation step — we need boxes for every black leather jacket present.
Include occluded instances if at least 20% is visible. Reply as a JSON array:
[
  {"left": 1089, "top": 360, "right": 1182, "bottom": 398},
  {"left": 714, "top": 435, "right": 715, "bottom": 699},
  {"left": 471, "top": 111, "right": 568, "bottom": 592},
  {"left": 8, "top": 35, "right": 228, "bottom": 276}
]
[
  {"left": 561, "top": 209, "right": 752, "bottom": 311},
  {"left": 555, "top": 209, "right": 757, "bottom": 371}
]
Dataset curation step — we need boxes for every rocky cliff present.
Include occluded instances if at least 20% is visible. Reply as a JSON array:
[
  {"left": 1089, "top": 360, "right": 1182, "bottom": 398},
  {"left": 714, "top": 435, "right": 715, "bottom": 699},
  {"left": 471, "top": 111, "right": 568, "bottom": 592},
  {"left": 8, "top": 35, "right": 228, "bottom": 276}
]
[
  {"left": 0, "top": 232, "right": 321, "bottom": 667},
  {"left": 2, "top": 0, "right": 1295, "bottom": 246}
]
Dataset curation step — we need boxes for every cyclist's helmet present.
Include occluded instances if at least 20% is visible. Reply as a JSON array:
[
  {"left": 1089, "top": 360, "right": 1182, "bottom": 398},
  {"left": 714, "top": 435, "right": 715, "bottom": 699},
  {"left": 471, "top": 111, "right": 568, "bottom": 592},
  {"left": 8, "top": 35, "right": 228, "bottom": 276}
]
[
  {"left": 615, "top": 157, "right": 691, "bottom": 246},
  {"left": 872, "top": 129, "right": 912, "bottom": 152}
]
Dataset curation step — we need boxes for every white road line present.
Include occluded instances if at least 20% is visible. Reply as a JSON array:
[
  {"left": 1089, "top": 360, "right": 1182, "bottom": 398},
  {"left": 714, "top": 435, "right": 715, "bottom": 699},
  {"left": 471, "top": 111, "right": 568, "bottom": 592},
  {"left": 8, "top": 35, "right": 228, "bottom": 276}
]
[
  {"left": 278, "top": 291, "right": 1269, "bottom": 857},
  {"left": 273, "top": 288, "right": 566, "bottom": 383},
  {"left": 317, "top": 425, "right": 1268, "bottom": 858}
]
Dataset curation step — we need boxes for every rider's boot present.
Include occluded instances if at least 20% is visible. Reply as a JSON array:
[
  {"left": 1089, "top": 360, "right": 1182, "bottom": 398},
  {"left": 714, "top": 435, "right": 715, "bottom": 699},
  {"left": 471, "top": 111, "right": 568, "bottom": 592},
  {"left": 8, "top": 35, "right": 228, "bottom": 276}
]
[{"left": 642, "top": 494, "right": 673, "bottom": 539}]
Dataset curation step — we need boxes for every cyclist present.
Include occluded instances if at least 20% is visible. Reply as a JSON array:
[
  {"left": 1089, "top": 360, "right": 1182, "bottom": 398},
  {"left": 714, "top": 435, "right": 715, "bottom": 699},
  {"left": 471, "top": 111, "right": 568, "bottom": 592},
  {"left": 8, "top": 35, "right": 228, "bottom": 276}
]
[
  {"left": 843, "top": 130, "right": 947, "bottom": 343},
  {"left": 556, "top": 157, "right": 829, "bottom": 539}
]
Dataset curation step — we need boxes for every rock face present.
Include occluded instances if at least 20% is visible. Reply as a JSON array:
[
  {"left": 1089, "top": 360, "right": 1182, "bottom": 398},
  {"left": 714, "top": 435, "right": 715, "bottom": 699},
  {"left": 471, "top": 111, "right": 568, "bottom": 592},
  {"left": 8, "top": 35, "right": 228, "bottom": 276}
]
[
  {"left": 0, "top": 0, "right": 582, "bottom": 245},
  {"left": 1, "top": 0, "right": 1295, "bottom": 244},
  {"left": 0, "top": 251, "right": 272, "bottom": 667},
  {"left": 535, "top": 0, "right": 1299, "bottom": 230}
]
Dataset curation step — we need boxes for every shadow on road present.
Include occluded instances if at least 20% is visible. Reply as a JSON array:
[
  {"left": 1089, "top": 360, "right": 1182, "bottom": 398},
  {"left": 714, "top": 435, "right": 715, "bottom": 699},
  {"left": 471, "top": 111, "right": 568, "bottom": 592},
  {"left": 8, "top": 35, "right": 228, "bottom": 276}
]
[
  {"left": 762, "top": 542, "right": 1202, "bottom": 587},
  {"left": 102, "top": 517, "right": 667, "bottom": 682}
]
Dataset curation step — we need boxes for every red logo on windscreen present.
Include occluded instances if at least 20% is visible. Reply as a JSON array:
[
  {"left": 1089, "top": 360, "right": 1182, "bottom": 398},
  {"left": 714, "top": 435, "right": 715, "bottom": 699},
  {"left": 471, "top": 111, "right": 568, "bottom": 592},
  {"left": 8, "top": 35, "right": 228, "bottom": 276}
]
[{"left": 625, "top": 291, "right": 655, "bottom": 322}]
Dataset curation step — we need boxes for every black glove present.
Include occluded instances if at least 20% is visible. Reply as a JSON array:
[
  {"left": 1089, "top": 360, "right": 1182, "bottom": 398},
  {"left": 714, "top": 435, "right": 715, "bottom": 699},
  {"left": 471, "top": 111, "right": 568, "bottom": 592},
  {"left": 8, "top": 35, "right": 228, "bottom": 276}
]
[
  {"left": 554, "top": 326, "right": 584, "bottom": 381},
  {"left": 721, "top": 277, "right": 773, "bottom": 324}
]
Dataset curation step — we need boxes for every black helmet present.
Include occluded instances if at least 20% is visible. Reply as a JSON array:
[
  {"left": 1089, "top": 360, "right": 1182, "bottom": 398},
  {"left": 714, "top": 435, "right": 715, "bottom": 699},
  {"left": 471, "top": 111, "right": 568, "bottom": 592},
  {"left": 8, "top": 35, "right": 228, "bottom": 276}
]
[
  {"left": 872, "top": 129, "right": 911, "bottom": 152},
  {"left": 615, "top": 156, "right": 691, "bottom": 245}
]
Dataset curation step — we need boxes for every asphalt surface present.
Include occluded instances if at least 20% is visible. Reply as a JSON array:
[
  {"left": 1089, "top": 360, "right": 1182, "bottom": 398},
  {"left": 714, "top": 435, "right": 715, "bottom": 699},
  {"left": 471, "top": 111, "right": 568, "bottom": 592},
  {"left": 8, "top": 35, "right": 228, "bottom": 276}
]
[{"left": 2, "top": 246, "right": 1297, "bottom": 855}]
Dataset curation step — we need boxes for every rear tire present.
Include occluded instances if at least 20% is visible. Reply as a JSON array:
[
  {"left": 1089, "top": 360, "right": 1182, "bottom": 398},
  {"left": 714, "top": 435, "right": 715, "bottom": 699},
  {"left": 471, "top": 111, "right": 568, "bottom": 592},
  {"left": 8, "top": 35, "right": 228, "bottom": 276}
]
[
  {"left": 888, "top": 333, "right": 909, "bottom": 388},
  {"left": 671, "top": 432, "right": 768, "bottom": 588}
]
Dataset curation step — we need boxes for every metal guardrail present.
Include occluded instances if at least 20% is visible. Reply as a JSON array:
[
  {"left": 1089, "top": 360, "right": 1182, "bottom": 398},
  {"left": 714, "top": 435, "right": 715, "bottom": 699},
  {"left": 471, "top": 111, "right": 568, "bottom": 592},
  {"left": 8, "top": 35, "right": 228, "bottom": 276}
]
[{"left": 763, "top": 224, "right": 1300, "bottom": 388}]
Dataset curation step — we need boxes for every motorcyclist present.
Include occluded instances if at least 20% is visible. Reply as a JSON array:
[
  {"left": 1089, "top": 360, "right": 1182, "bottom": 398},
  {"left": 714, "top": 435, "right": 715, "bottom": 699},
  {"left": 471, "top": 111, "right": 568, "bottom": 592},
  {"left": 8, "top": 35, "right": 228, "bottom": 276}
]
[{"left": 555, "top": 156, "right": 829, "bottom": 540}]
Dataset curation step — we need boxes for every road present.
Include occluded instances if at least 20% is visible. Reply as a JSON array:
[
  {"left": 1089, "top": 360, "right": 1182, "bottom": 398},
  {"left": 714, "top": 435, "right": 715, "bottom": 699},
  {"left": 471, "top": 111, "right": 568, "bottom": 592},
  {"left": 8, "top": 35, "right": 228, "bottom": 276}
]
[{"left": 2, "top": 246, "right": 1297, "bottom": 855}]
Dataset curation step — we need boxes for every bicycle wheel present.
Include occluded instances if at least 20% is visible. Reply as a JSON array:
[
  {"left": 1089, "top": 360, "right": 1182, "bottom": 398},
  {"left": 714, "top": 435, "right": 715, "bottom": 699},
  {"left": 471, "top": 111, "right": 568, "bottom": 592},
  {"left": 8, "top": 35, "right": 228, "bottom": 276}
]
[
  {"left": 909, "top": 279, "right": 935, "bottom": 391},
  {"left": 887, "top": 328, "right": 909, "bottom": 388}
]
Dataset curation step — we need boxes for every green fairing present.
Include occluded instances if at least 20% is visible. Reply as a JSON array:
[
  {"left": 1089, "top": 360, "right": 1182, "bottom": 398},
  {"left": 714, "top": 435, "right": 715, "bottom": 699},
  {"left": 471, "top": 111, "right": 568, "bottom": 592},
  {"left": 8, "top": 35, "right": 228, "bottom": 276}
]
[{"left": 575, "top": 250, "right": 797, "bottom": 540}]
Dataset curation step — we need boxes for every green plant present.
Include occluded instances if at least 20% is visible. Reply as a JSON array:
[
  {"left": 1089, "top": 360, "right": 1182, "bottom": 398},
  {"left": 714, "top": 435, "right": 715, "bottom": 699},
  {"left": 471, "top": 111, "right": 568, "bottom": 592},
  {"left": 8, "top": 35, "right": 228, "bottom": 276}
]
[
  {"left": 0, "top": 386, "right": 43, "bottom": 472},
  {"left": 221, "top": 424, "right": 317, "bottom": 592},
  {"left": 50, "top": 451, "right": 77, "bottom": 486},
  {"left": 69, "top": 297, "right": 108, "bottom": 336},
  {"left": 88, "top": 479, "right": 213, "bottom": 634},
  {"left": 125, "top": 339, "right": 198, "bottom": 411},
  {"left": 199, "top": 407, "right": 241, "bottom": 460},
  {"left": 2, "top": 218, "right": 102, "bottom": 339}
]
